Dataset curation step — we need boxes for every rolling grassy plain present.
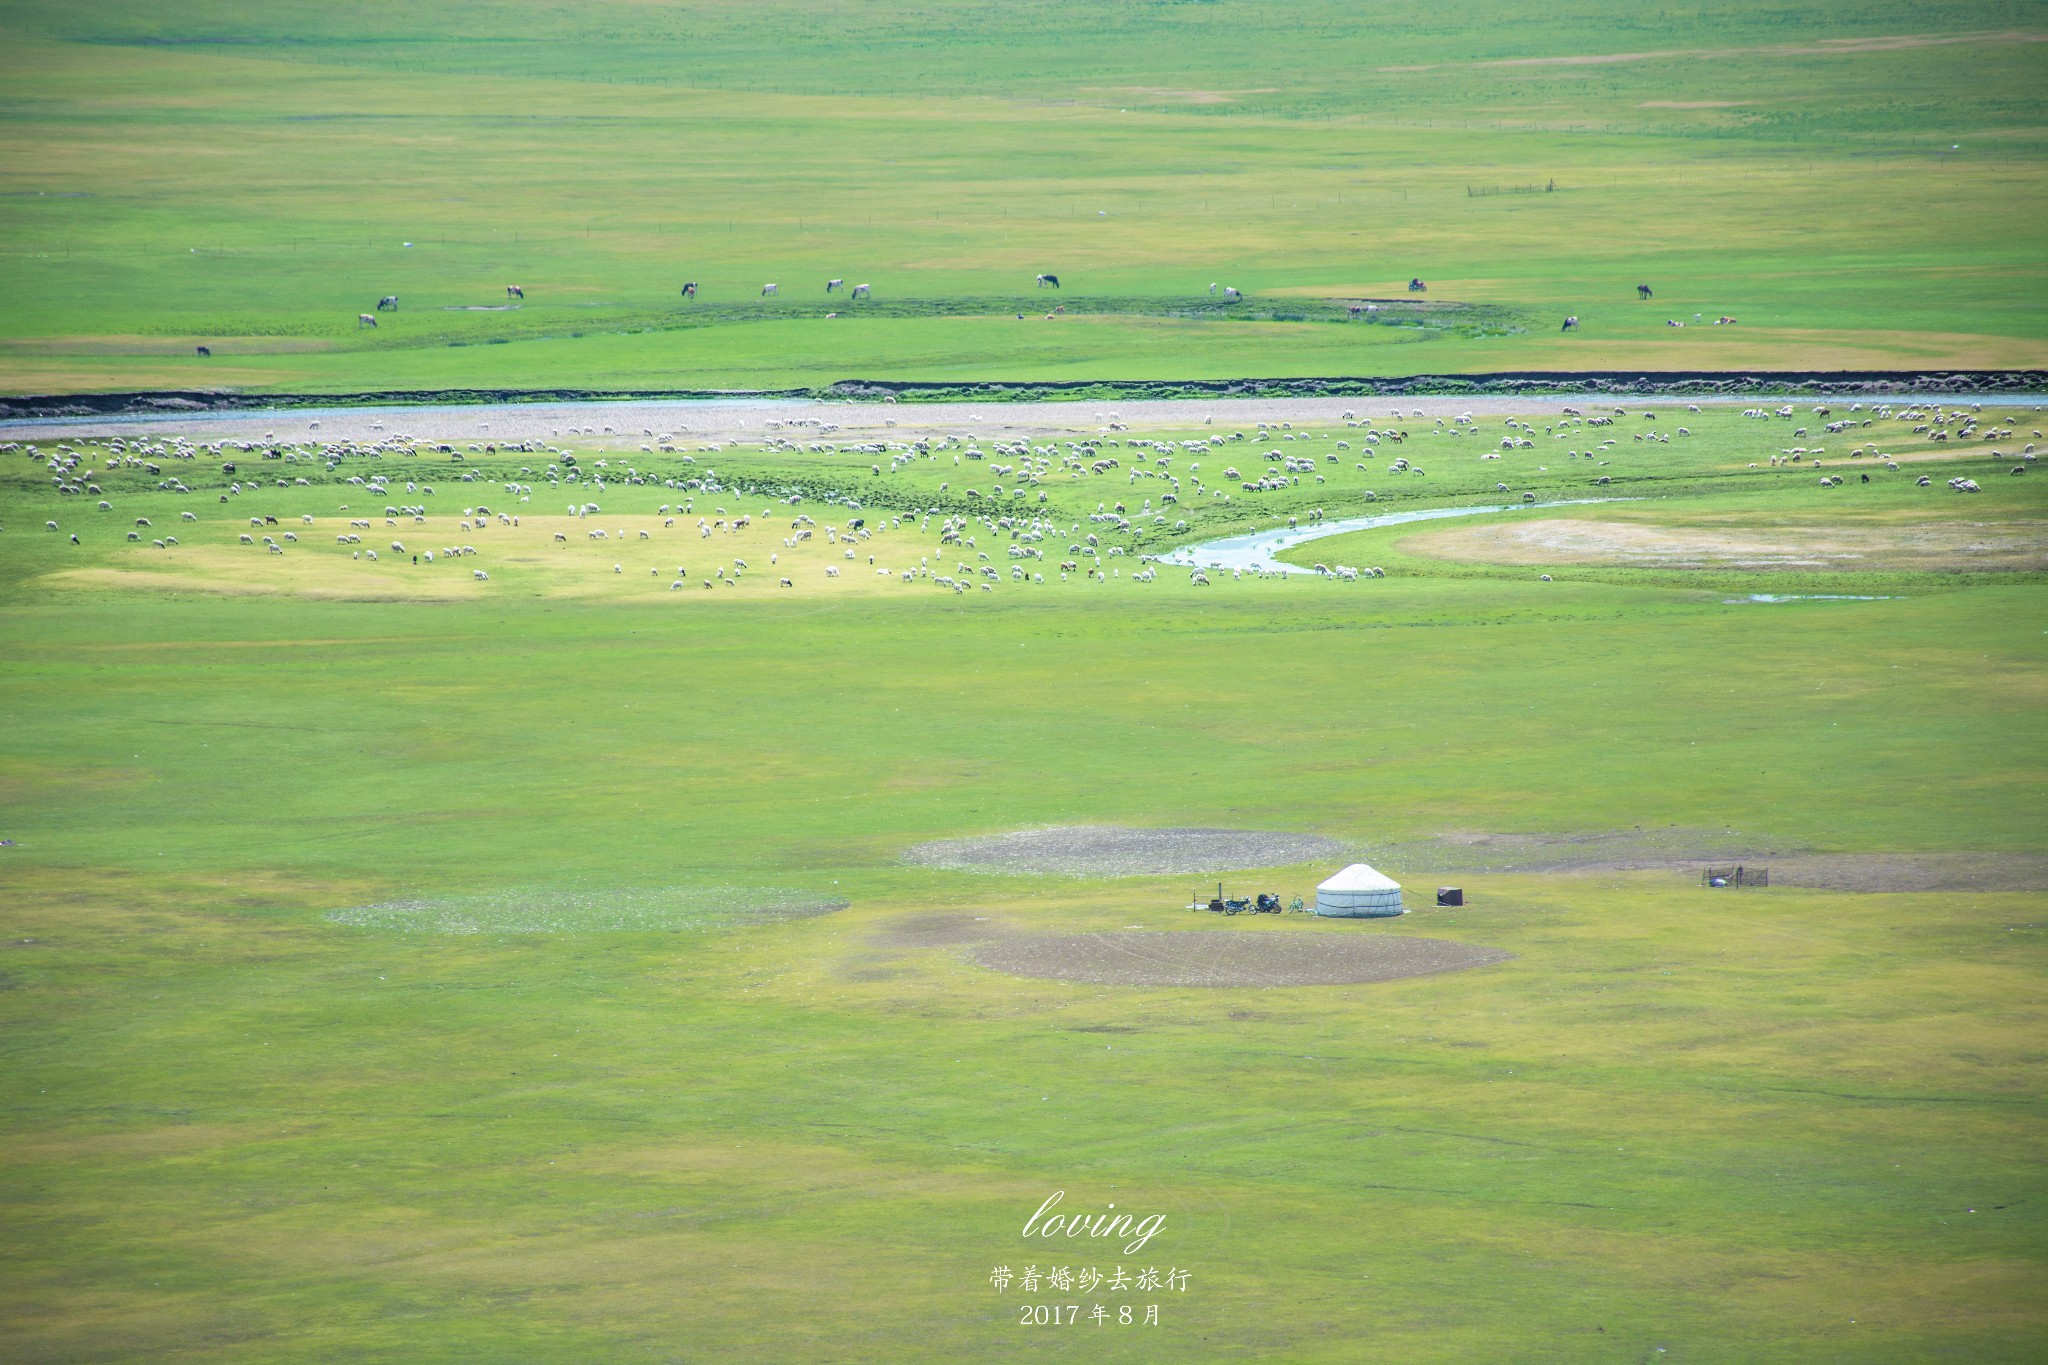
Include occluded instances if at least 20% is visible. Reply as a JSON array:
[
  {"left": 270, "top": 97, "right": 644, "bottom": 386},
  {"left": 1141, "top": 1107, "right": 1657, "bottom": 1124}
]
[
  {"left": 1, "top": 398, "right": 2044, "bottom": 1360},
  {"left": 2, "top": 0, "right": 2046, "bottom": 394},
  {"left": 4, "top": 0, "right": 2047, "bottom": 1358}
]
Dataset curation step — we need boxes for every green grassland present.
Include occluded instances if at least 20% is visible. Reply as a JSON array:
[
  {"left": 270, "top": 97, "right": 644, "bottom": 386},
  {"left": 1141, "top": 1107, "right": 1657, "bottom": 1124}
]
[
  {"left": 2, "top": 398, "right": 2045, "bottom": 1360},
  {"left": 2, "top": 1, "right": 2046, "bottom": 394}
]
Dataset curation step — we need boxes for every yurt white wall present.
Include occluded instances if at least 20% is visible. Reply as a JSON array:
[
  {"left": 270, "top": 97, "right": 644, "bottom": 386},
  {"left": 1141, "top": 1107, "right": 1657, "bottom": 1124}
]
[{"left": 1315, "top": 863, "right": 1404, "bottom": 918}]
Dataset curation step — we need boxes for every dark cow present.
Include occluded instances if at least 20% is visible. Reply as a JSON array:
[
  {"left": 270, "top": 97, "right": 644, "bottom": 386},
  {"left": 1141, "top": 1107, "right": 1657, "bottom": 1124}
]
[
  {"left": 1637, "top": 284, "right": 1653, "bottom": 299},
  {"left": 196, "top": 345, "right": 212, "bottom": 356},
  {"left": 681, "top": 281, "right": 697, "bottom": 298},
  {"left": 1408, "top": 278, "right": 1427, "bottom": 292},
  {"left": 376, "top": 295, "right": 399, "bottom": 311},
  {"left": 507, "top": 284, "right": 524, "bottom": 299},
  {"left": 1036, "top": 273, "right": 1060, "bottom": 289},
  {"left": 1560, "top": 316, "right": 1579, "bottom": 331}
]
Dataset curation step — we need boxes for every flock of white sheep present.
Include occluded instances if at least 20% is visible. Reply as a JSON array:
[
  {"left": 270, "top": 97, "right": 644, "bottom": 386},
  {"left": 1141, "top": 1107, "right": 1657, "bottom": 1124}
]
[{"left": 7, "top": 400, "right": 2036, "bottom": 592}]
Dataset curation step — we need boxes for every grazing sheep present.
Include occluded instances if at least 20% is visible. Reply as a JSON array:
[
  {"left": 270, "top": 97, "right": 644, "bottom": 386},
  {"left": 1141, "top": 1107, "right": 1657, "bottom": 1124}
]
[
  {"left": 473, "top": 569, "right": 488, "bottom": 580},
  {"left": 239, "top": 533, "right": 254, "bottom": 544}
]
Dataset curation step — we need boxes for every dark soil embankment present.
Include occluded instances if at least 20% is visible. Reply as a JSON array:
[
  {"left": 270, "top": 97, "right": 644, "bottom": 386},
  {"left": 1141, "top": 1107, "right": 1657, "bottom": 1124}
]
[{"left": 4, "top": 370, "right": 2041, "bottom": 420}]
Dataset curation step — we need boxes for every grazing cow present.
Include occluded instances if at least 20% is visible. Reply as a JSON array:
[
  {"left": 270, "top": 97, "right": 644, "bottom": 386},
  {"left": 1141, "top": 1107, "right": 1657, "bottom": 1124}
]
[
  {"left": 1036, "top": 274, "right": 1060, "bottom": 289},
  {"left": 358, "top": 314, "right": 377, "bottom": 328},
  {"left": 826, "top": 279, "right": 844, "bottom": 293},
  {"left": 377, "top": 295, "right": 399, "bottom": 311},
  {"left": 680, "top": 281, "right": 697, "bottom": 298},
  {"left": 196, "top": 345, "right": 211, "bottom": 356},
  {"left": 761, "top": 283, "right": 778, "bottom": 297},
  {"left": 1561, "top": 315, "right": 1579, "bottom": 331},
  {"left": 1637, "top": 284, "right": 1653, "bottom": 299},
  {"left": 851, "top": 283, "right": 871, "bottom": 300},
  {"left": 1222, "top": 286, "right": 1242, "bottom": 301},
  {"left": 507, "top": 285, "right": 524, "bottom": 299},
  {"left": 1408, "top": 278, "right": 1427, "bottom": 292}
]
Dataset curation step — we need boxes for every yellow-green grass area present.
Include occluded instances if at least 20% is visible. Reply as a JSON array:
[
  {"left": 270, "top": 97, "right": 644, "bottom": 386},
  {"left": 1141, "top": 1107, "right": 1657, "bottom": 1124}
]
[
  {"left": 2, "top": 1, "right": 2046, "bottom": 394},
  {"left": 17, "top": 403, "right": 2048, "bottom": 606},
  {"left": 2, "top": 395, "right": 2046, "bottom": 1361}
]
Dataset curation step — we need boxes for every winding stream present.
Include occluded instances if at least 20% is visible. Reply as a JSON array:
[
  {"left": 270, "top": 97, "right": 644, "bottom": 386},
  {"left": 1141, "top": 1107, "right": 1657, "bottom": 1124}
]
[{"left": 1155, "top": 499, "right": 1628, "bottom": 573}]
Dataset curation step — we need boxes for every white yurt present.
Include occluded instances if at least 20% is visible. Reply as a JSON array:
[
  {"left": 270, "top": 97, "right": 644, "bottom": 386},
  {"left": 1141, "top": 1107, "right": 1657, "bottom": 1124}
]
[{"left": 1315, "top": 863, "right": 1404, "bottom": 918}]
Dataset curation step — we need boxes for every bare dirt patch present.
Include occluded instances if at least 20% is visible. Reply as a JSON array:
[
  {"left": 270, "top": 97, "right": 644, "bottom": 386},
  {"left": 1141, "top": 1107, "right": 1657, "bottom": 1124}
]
[
  {"left": 967, "top": 930, "right": 1511, "bottom": 988},
  {"left": 1366, "top": 830, "right": 2048, "bottom": 891},
  {"left": 902, "top": 826, "right": 1345, "bottom": 877},
  {"left": 1766, "top": 854, "right": 2048, "bottom": 894},
  {"left": 1401, "top": 517, "right": 2048, "bottom": 572}
]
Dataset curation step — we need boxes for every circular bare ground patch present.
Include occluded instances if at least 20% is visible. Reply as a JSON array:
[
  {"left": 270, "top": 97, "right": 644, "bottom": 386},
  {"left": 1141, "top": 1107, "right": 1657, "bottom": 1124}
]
[
  {"left": 327, "top": 886, "right": 847, "bottom": 934},
  {"left": 966, "top": 930, "right": 1510, "bottom": 988},
  {"left": 903, "top": 826, "right": 1345, "bottom": 877}
]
